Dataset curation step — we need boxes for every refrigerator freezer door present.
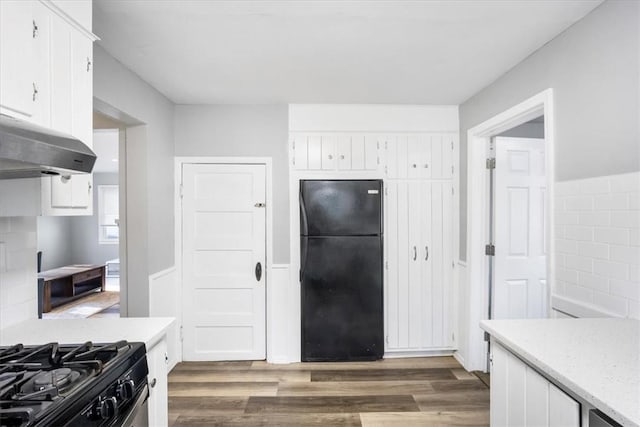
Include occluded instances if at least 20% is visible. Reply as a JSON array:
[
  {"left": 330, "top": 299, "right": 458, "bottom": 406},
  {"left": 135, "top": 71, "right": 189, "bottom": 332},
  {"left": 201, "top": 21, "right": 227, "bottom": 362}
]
[
  {"left": 300, "top": 180, "right": 382, "bottom": 236},
  {"left": 301, "top": 235, "right": 383, "bottom": 361}
]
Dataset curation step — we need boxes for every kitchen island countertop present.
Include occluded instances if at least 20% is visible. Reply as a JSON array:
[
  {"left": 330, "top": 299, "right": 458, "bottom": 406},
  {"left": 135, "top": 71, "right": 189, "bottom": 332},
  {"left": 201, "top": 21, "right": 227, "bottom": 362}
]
[
  {"left": 480, "top": 318, "right": 639, "bottom": 427},
  {"left": 0, "top": 317, "right": 175, "bottom": 350}
]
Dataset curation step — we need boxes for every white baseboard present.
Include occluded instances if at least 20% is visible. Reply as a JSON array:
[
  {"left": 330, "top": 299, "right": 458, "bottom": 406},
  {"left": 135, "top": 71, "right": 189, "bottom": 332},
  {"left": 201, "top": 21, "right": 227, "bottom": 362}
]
[
  {"left": 453, "top": 351, "right": 465, "bottom": 368},
  {"left": 384, "top": 349, "right": 455, "bottom": 358}
]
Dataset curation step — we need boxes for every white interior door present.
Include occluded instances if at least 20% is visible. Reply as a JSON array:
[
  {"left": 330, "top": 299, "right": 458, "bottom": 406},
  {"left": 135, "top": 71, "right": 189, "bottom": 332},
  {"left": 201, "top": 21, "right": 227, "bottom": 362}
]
[
  {"left": 182, "top": 163, "right": 266, "bottom": 361},
  {"left": 493, "top": 137, "right": 546, "bottom": 319}
]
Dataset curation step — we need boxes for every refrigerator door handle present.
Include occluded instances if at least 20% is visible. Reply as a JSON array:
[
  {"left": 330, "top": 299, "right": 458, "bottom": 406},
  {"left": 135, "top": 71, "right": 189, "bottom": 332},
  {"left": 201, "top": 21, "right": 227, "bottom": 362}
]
[
  {"left": 300, "top": 237, "right": 309, "bottom": 282},
  {"left": 413, "top": 246, "right": 417, "bottom": 261},
  {"left": 425, "top": 246, "right": 429, "bottom": 261},
  {"left": 299, "top": 187, "right": 309, "bottom": 236}
]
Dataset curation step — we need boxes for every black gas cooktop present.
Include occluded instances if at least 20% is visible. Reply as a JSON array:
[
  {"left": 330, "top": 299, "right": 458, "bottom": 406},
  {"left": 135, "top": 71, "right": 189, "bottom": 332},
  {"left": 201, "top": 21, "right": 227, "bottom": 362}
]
[{"left": 0, "top": 341, "right": 148, "bottom": 427}]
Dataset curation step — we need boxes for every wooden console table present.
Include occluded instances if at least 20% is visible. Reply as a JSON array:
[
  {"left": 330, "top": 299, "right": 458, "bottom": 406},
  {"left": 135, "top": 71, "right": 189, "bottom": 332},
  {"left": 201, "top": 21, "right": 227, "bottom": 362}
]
[{"left": 38, "top": 264, "right": 106, "bottom": 313}]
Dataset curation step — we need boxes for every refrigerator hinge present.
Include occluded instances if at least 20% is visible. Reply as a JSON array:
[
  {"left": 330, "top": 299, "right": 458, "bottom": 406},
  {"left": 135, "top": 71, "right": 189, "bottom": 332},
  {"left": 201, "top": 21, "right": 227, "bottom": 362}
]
[
  {"left": 486, "top": 158, "right": 496, "bottom": 169},
  {"left": 485, "top": 244, "right": 495, "bottom": 256}
]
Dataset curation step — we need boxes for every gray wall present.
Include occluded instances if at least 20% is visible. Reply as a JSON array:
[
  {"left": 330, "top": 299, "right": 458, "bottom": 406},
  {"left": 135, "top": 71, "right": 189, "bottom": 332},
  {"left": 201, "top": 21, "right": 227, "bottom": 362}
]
[
  {"left": 93, "top": 44, "right": 175, "bottom": 316},
  {"left": 36, "top": 216, "right": 74, "bottom": 271},
  {"left": 458, "top": 0, "right": 639, "bottom": 260},
  {"left": 70, "top": 173, "right": 120, "bottom": 266},
  {"left": 497, "top": 120, "right": 544, "bottom": 139},
  {"left": 174, "top": 105, "right": 290, "bottom": 263}
]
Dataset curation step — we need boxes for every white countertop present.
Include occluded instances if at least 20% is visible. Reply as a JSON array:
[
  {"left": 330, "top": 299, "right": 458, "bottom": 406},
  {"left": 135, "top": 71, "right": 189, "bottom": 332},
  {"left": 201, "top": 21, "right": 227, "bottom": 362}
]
[
  {"left": 481, "top": 318, "right": 639, "bottom": 427},
  {"left": 0, "top": 317, "right": 175, "bottom": 351}
]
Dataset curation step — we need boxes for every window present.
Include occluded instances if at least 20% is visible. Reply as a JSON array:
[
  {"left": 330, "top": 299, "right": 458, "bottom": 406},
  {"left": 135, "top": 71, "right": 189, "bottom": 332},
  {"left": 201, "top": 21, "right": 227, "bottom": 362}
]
[{"left": 98, "top": 185, "right": 119, "bottom": 244}]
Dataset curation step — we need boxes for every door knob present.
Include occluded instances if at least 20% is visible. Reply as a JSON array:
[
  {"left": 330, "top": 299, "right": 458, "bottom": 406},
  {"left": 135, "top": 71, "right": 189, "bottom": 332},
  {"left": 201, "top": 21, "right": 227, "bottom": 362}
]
[{"left": 255, "top": 262, "right": 262, "bottom": 281}]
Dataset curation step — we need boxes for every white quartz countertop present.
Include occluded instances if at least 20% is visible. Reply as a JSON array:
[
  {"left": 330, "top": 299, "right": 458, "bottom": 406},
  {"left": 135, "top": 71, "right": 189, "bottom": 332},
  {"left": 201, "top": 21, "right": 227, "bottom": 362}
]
[
  {"left": 0, "top": 317, "right": 175, "bottom": 351},
  {"left": 480, "top": 318, "right": 639, "bottom": 427}
]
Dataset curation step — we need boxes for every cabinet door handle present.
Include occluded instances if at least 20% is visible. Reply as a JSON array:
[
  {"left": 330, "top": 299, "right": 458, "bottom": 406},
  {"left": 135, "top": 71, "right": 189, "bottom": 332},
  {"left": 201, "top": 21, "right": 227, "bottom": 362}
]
[
  {"left": 413, "top": 246, "right": 417, "bottom": 261},
  {"left": 328, "top": 154, "right": 333, "bottom": 160},
  {"left": 32, "top": 83, "right": 38, "bottom": 101},
  {"left": 412, "top": 164, "right": 417, "bottom": 168},
  {"left": 33, "top": 20, "right": 38, "bottom": 38},
  {"left": 425, "top": 246, "right": 429, "bottom": 261},
  {"left": 150, "top": 378, "right": 157, "bottom": 388},
  {"left": 340, "top": 155, "right": 345, "bottom": 160},
  {"left": 87, "top": 57, "right": 92, "bottom": 72}
]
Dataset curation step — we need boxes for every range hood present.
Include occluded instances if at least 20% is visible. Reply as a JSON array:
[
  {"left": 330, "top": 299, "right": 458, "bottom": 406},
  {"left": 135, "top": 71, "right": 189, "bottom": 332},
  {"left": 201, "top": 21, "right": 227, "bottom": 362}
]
[{"left": 0, "top": 114, "right": 96, "bottom": 179}]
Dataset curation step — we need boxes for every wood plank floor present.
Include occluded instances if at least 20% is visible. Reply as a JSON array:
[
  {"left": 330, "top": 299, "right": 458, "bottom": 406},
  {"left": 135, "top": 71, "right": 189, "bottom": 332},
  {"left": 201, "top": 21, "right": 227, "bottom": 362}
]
[{"left": 168, "top": 357, "right": 489, "bottom": 426}]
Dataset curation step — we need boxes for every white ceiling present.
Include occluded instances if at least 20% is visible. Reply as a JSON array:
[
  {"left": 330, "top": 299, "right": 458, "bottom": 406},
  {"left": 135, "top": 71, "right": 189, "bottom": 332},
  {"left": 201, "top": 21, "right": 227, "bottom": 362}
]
[{"left": 93, "top": 0, "right": 602, "bottom": 105}]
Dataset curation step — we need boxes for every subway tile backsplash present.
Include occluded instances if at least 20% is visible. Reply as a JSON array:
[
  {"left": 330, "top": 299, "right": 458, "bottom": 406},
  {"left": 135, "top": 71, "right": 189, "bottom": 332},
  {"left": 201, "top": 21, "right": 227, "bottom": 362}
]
[
  {"left": 0, "top": 217, "right": 38, "bottom": 329},
  {"left": 555, "top": 172, "right": 640, "bottom": 319}
]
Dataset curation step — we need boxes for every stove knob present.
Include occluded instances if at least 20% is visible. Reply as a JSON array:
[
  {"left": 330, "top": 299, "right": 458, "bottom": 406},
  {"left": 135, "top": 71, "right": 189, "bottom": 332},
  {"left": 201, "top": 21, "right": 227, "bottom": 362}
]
[
  {"left": 116, "top": 379, "right": 135, "bottom": 400},
  {"left": 96, "top": 396, "right": 118, "bottom": 420}
]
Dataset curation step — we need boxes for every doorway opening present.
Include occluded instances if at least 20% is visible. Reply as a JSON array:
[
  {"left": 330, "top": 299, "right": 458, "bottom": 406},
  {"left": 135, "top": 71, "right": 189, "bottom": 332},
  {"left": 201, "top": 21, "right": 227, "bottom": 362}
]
[
  {"left": 464, "top": 89, "right": 555, "bottom": 372},
  {"left": 39, "top": 112, "right": 124, "bottom": 319}
]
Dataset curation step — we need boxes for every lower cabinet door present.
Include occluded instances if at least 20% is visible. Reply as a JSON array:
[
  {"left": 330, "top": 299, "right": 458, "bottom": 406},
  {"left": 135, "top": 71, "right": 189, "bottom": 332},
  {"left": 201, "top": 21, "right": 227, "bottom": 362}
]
[
  {"left": 490, "top": 342, "right": 580, "bottom": 427},
  {"left": 147, "top": 338, "right": 168, "bottom": 427}
]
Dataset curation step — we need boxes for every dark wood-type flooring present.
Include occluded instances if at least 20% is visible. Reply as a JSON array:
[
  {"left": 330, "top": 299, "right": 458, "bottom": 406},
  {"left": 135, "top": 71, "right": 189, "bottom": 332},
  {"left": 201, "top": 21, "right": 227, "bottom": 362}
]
[{"left": 168, "top": 357, "right": 489, "bottom": 426}]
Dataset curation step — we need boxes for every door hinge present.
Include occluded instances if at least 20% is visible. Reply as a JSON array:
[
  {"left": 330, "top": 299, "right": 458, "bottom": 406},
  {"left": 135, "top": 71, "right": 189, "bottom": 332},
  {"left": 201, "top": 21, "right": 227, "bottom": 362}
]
[
  {"left": 486, "top": 158, "right": 496, "bottom": 169},
  {"left": 484, "top": 331, "right": 490, "bottom": 342},
  {"left": 180, "top": 326, "right": 184, "bottom": 341},
  {"left": 485, "top": 244, "right": 495, "bottom": 256}
]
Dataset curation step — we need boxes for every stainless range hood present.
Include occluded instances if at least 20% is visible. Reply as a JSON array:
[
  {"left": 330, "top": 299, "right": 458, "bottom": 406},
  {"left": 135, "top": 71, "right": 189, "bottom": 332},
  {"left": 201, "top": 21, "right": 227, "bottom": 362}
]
[{"left": 0, "top": 114, "right": 96, "bottom": 179}]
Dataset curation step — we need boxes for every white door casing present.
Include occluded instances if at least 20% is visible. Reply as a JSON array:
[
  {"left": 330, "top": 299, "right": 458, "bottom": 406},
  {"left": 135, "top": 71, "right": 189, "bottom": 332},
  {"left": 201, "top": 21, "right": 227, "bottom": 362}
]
[
  {"left": 493, "top": 137, "right": 547, "bottom": 319},
  {"left": 182, "top": 163, "right": 266, "bottom": 361}
]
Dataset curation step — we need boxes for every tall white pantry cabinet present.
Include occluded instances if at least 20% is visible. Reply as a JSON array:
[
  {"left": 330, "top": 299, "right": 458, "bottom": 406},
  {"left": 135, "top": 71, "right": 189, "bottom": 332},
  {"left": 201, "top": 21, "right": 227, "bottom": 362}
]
[
  {"left": 290, "top": 109, "right": 458, "bottom": 356},
  {"left": 384, "top": 134, "right": 456, "bottom": 354},
  {"left": 0, "top": 0, "right": 96, "bottom": 216}
]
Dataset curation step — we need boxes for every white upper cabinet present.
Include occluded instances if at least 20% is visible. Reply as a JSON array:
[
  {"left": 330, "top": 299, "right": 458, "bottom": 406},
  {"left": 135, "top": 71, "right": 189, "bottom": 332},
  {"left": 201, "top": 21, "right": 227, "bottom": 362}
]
[
  {"left": 0, "top": 0, "right": 96, "bottom": 217},
  {"left": 292, "top": 133, "right": 380, "bottom": 172},
  {"left": 0, "top": 1, "right": 35, "bottom": 118},
  {"left": 385, "top": 134, "right": 455, "bottom": 180}
]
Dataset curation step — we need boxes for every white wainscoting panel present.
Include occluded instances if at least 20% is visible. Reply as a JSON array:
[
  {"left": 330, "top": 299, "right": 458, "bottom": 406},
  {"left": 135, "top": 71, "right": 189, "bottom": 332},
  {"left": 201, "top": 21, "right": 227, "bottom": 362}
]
[
  {"left": 149, "top": 266, "right": 180, "bottom": 370},
  {"left": 268, "top": 264, "right": 291, "bottom": 363}
]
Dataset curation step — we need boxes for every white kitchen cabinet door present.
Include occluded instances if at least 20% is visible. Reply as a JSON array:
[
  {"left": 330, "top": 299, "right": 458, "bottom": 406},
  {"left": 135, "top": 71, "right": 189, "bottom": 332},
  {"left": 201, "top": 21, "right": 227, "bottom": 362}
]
[
  {"left": 490, "top": 342, "right": 580, "bottom": 427},
  {"left": 50, "top": 12, "right": 72, "bottom": 135},
  {"left": 321, "top": 136, "right": 336, "bottom": 170},
  {"left": 364, "top": 136, "right": 378, "bottom": 170},
  {"left": 31, "top": 2, "right": 51, "bottom": 128},
  {"left": 384, "top": 180, "right": 454, "bottom": 353},
  {"left": 549, "top": 384, "right": 580, "bottom": 426},
  {"left": 147, "top": 338, "right": 169, "bottom": 427},
  {"left": 351, "top": 135, "right": 366, "bottom": 170},
  {"left": 49, "top": 174, "right": 91, "bottom": 209},
  {"left": 336, "top": 136, "right": 352, "bottom": 170},
  {"left": 293, "top": 136, "right": 308, "bottom": 170},
  {"left": 71, "top": 30, "right": 93, "bottom": 147},
  {"left": 307, "top": 136, "right": 322, "bottom": 170},
  {"left": 0, "top": 0, "right": 34, "bottom": 118}
]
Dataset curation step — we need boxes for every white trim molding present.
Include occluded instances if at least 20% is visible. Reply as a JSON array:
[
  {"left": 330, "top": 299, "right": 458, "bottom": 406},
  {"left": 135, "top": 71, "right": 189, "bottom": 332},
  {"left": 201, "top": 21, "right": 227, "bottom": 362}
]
[{"left": 464, "top": 88, "right": 555, "bottom": 372}]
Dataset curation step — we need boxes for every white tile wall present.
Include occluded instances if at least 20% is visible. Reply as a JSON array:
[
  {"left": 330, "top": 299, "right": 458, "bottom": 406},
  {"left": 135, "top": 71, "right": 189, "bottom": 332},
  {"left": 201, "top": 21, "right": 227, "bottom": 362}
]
[
  {"left": 0, "top": 217, "right": 38, "bottom": 329},
  {"left": 555, "top": 172, "right": 640, "bottom": 319}
]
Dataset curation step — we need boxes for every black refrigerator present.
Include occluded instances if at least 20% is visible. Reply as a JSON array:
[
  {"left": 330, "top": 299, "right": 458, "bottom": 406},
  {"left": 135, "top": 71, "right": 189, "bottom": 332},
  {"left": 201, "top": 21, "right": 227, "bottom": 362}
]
[{"left": 300, "top": 179, "right": 383, "bottom": 361}]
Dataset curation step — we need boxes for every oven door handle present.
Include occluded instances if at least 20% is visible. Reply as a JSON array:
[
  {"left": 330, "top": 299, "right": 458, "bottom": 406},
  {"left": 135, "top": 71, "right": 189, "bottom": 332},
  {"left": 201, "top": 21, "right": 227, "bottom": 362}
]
[{"left": 118, "top": 383, "right": 149, "bottom": 427}]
